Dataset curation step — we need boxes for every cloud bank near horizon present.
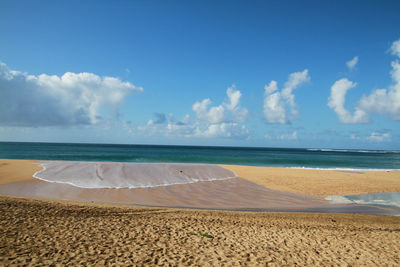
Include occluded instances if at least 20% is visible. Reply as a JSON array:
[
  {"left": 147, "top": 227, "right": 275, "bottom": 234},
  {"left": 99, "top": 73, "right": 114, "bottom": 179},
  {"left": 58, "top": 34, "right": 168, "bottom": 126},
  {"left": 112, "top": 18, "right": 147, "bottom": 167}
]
[
  {"left": 1, "top": 38, "right": 399, "bottom": 144},
  {"left": 141, "top": 85, "right": 250, "bottom": 139},
  {"left": 0, "top": 62, "right": 142, "bottom": 127}
]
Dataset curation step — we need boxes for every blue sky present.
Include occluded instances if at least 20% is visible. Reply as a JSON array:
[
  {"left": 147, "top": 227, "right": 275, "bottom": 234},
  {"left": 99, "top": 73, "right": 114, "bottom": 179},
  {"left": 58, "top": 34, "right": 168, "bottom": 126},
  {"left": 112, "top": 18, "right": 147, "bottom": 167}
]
[{"left": 0, "top": 0, "right": 399, "bottom": 149}]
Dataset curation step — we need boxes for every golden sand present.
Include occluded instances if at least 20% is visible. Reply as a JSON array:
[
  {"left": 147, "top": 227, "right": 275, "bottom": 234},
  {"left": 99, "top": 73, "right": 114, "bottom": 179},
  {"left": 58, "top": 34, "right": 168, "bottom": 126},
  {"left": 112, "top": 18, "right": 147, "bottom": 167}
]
[
  {"left": 221, "top": 164, "right": 400, "bottom": 198},
  {"left": 0, "top": 159, "right": 42, "bottom": 185},
  {"left": 1, "top": 159, "right": 400, "bottom": 265},
  {"left": 1, "top": 159, "right": 399, "bottom": 198},
  {"left": 1, "top": 196, "right": 399, "bottom": 266},
  {"left": 0, "top": 159, "right": 399, "bottom": 213}
]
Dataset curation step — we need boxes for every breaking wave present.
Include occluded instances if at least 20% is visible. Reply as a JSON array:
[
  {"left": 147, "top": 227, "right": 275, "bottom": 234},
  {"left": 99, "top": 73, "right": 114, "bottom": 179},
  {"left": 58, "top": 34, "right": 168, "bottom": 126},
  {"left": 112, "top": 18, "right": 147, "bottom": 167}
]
[
  {"left": 307, "top": 148, "right": 400, "bottom": 154},
  {"left": 33, "top": 161, "right": 237, "bottom": 189}
]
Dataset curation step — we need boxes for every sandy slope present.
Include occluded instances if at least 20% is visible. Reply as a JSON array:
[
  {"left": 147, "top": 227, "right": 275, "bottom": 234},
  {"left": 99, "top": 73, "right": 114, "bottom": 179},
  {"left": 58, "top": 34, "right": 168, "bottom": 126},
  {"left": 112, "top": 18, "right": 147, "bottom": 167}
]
[
  {"left": 1, "top": 159, "right": 400, "bottom": 265},
  {"left": 1, "top": 159, "right": 399, "bottom": 198},
  {"left": 1, "top": 196, "right": 399, "bottom": 266},
  {"left": 221, "top": 164, "right": 400, "bottom": 197},
  {"left": 1, "top": 160, "right": 399, "bottom": 215},
  {"left": 0, "top": 159, "right": 42, "bottom": 185}
]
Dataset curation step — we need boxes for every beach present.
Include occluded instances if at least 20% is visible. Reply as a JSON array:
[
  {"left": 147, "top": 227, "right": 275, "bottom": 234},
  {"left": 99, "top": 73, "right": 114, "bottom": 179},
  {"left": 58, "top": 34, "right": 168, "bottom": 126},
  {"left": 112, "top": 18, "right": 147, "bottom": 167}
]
[
  {"left": 2, "top": 196, "right": 400, "bottom": 266},
  {"left": 1, "top": 159, "right": 400, "bottom": 265},
  {"left": 1, "top": 159, "right": 399, "bottom": 213},
  {"left": 221, "top": 164, "right": 400, "bottom": 197}
]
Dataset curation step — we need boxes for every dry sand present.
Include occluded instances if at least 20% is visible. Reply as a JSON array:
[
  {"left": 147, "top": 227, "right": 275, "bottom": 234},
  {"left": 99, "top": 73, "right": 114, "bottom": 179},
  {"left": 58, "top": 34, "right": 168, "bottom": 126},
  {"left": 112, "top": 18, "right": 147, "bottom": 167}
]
[
  {"left": 0, "top": 160, "right": 398, "bottom": 215},
  {"left": 1, "top": 159, "right": 399, "bottom": 198},
  {"left": 221, "top": 164, "right": 400, "bottom": 198},
  {"left": 0, "top": 159, "right": 42, "bottom": 185},
  {"left": 1, "top": 196, "right": 399, "bottom": 266},
  {"left": 1, "top": 159, "right": 400, "bottom": 265}
]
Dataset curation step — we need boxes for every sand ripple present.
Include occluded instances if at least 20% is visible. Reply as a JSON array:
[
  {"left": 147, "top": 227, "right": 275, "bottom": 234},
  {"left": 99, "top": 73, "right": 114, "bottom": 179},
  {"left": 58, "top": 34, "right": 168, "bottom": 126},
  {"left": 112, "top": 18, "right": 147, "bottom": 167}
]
[{"left": 1, "top": 196, "right": 399, "bottom": 266}]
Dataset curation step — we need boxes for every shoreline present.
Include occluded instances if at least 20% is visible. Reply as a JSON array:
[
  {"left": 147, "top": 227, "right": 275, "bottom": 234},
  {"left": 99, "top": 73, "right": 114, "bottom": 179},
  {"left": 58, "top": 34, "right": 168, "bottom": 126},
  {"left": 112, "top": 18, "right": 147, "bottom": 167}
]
[
  {"left": 2, "top": 159, "right": 398, "bottom": 195},
  {"left": 1, "top": 159, "right": 400, "bottom": 265},
  {"left": 220, "top": 164, "right": 400, "bottom": 198},
  {"left": 0, "top": 159, "right": 399, "bottom": 214}
]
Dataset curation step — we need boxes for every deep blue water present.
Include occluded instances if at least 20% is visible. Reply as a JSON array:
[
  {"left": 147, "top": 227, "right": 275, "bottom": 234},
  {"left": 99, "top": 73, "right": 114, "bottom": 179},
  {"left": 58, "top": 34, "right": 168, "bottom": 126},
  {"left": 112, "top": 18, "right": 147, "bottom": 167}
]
[{"left": 0, "top": 142, "right": 399, "bottom": 170}]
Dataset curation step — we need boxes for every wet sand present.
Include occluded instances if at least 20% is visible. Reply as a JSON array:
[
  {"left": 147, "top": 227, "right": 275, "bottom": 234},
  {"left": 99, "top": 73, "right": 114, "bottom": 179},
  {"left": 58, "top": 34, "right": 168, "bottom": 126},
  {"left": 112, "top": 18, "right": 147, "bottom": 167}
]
[
  {"left": 1, "top": 159, "right": 399, "bottom": 198},
  {"left": 0, "top": 160, "right": 398, "bottom": 214},
  {"left": 1, "top": 196, "right": 400, "bottom": 266},
  {"left": 0, "top": 175, "right": 398, "bottom": 215},
  {"left": 0, "top": 178, "right": 328, "bottom": 210},
  {"left": 1, "top": 159, "right": 400, "bottom": 265}
]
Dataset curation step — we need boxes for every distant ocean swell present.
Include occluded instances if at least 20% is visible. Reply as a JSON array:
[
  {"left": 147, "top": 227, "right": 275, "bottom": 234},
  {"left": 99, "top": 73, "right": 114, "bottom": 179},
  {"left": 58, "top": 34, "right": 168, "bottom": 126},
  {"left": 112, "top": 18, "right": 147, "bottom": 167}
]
[
  {"left": 307, "top": 148, "right": 400, "bottom": 154},
  {"left": 0, "top": 142, "right": 399, "bottom": 170},
  {"left": 287, "top": 167, "right": 396, "bottom": 171}
]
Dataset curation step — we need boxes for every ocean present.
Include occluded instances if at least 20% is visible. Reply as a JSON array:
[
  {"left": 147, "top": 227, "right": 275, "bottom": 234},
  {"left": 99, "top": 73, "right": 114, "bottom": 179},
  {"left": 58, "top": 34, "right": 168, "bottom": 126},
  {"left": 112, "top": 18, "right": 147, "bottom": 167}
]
[{"left": 1, "top": 142, "right": 399, "bottom": 170}]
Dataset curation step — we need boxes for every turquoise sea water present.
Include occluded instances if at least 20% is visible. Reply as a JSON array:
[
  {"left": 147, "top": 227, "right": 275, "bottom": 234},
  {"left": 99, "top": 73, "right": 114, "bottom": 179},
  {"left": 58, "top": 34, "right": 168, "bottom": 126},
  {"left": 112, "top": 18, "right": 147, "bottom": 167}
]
[{"left": 0, "top": 142, "right": 399, "bottom": 170}]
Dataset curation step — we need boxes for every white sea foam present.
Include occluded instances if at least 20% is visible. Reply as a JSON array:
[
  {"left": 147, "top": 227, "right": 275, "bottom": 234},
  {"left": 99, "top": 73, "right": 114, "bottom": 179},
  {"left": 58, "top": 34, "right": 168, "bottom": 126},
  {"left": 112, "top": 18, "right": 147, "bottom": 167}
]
[
  {"left": 324, "top": 195, "right": 355, "bottom": 204},
  {"left": 286, "top": 166, "right": 397, "bottom": 171},
  {"left": 33, "top": 161, "right": 237, "bottom": 189},
  {"left": 306, "top": 148, "right": 400, "bottom": 154},
  {"left": 325, "top": 192, "right": 400, "bottom": 208}
]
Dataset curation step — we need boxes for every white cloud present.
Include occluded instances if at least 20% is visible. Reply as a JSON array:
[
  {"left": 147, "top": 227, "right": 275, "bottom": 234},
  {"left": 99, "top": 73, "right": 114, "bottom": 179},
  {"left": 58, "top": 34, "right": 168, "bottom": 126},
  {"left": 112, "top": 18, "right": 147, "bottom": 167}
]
[
  {"left": 0, "top": 62, "right": 142, "bottom": 127},
  {"left": 328, "top": 38, "right": 400, "bottom": 123},
  {"left": 367, "top": 132, "right": 391, "bottom": 142},
  {"left": 192, "top": 85, "right": 249, "bottom": 125},
  {"left": 263, "top": 69, "right": 310, "bottom": 124},
  {"left": 225, "top": 86, "right": 241, "bottom": 110},
  {"left": 192, "top": 99, "right": 225, "bottom": 124},
  {"left": 139, "top": 85, "right": 249, "bottom": 139},
  {"left": 391, "top": 39, "right": 400, "bottom": 58},
  {"left": 346, "top": 56, "right": 359, "bottom": 71},
  {"left": 191, "top": 85, "right": 249, "bottom": 138},
  {"left": 327, "top": 78, "right": 368, "bottom": 123}
]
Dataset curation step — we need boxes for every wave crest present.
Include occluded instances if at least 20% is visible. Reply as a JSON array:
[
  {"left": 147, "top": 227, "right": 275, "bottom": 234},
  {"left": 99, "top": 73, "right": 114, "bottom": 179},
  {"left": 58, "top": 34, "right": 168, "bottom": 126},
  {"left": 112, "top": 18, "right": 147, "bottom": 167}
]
[{"left": 33, "top": 161, "right": 237, "bottom": 189}]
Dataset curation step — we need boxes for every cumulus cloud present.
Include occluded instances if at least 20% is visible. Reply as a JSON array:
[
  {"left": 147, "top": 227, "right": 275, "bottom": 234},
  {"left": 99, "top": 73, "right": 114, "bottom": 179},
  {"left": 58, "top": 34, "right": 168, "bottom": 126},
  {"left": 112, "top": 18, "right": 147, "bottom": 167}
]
[
  {"left": 0, "top": 62, "right": 142, "bottom": 127},
  {"left": 327, "top": 78, "right": 368, "bottom": 123},
  {"left": 391, "top": 39, "right": 400, "bottom": 58},
  {"left": 192, "top": 99, "right": 225, "bottom": 124},
  {"left": 263, "top": 69, "right": 310, "bottom": 124},
  {"left": 346, "top": 56, "right": 359, "bottom": 71},
  {"left": 192, "top": 85, "right": 249, "bottom": 125},
  {"left": 140, "top": 85, "right": 249, "bottom": 139},
  {"left": 328, "top": 38, "right": 400, "bottom": 123},
  {"left": 366, "top": 132, "right": 391, "bottom": 142}
]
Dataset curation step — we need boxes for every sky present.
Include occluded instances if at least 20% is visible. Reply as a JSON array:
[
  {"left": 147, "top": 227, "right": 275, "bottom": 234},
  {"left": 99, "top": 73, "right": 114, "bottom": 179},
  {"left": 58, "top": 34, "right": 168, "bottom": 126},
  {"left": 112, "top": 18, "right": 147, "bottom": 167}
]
[{"left": 0, "top": 0, "right": 400, "bottom": 149}]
